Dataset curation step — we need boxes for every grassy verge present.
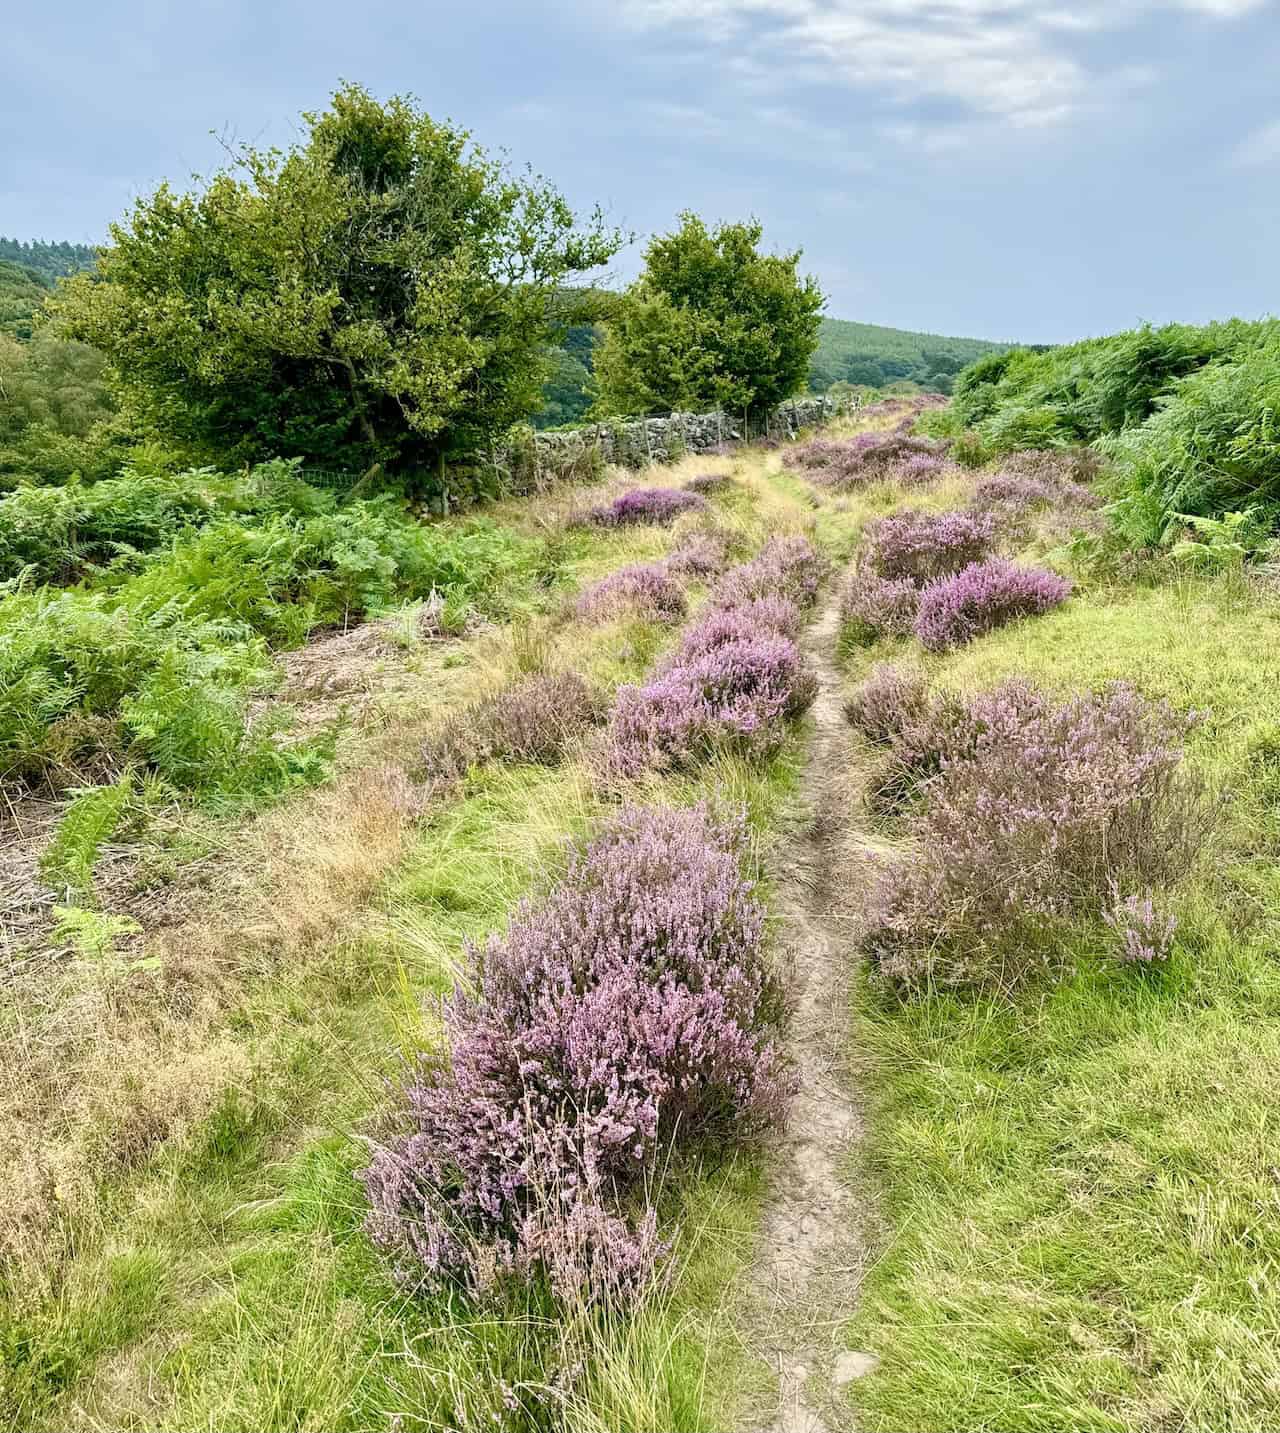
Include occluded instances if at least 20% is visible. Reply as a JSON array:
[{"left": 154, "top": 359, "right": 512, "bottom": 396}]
[
  {"left": 841, "top": 568, "right": 1280, "bottom": 1429},
  {"left": 3, "top": 442, "right": 822, "bottom": 1431}
]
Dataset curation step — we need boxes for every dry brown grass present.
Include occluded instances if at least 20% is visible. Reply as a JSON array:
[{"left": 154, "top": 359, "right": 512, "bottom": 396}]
[{"left": 0, "top": 439, "right": 823, "bottom": 1333}]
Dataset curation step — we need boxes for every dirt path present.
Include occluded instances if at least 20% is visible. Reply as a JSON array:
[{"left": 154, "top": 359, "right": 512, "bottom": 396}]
[{"left": 745, "top": 592, "right": 877, "bottom": 1433}]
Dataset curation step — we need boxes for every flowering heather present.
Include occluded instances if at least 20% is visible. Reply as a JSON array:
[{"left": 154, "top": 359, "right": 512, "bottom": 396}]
[
  {"left": 1105, "top": 886, "right": 1178, "bottom": 963},
  {"left": 361, "top": 804, "right": 790, "bottom": 1300},
  {"left": 683, "top": 596, "right": 805, "bottom": 654},
  {"left": 709, "top": 534, "right": 827, "bottom": 610},
  {"left": 589, "top": 486, "right": 708, "bottom": 528},
  {"left": 604, "top": 635, "right": 817, "bottom": 779},
  {"left": 575, "top": 563, "right": 688, "bottom": 625},
  {"left": 789, "top": 431, "right": 947, "bottom": 492},
  {"left": 600, "top": 537, "right": 824, "bottom": 778},
  {"left": 665, "top": 531, "right": 731, "bottom": 577},
  {"left": 865, "top": 509, "right": 997, "bottom": 585},
  {"left": 422, "top": 671, "right": 604, "bottom": 783},
  {"left": 914, "top": 558, "right": 1071, "bottom": 651},
  {"left": 839, "top": 570, "right": 919, "bottom": 645},
  {"left": 864, "top": 681, "right": 1212, "bottom": 987},
  {"left": 684, "top": 473, "right": 736, "bottom": 495}
]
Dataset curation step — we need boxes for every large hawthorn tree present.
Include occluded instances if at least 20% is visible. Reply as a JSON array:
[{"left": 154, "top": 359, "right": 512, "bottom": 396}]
[
  {"left": 592, "top": 213, "right": 824, "bottom": 418},
  {"left": 52, "top": 85, "right": 623, "bottom": 481}
]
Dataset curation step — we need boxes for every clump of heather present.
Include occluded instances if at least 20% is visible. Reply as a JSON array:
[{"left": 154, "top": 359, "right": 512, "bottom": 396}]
[
  {"left": 604, "top": 635, "right": 817, "bottom": 779},
  {"left": 840, "top": 570, "right": 920, "bottom": 645},
  {"left": 589, "top": 486, "right": 708, "bottom": 528},
  {"left": 684, "top": 596, "right": 805, "bottom": 654},
  {"left": 361, "top": 804, "right": 791, "bottom": 1300},
  {"left": 969, "top": 473, "right": 1057, "bottom": 513},
  {"left": 864, "top": 681, "right": 1213, "bottom": 988},
  {"left": 914, "top": 558, "right": 1071, "bottom": 651},
  {"left": 666, "top": 530, "right": 732, "bottom": 577},
  {"left": 790, "top": 431, "right": 948, "bottom": 492},
  {"left": 684, "top": 472, "right": 736, "bottom": 495},
  {"left": 575, "top": 563, "right": 688, "bottom": 625},
  {"left": 601, "top": 538, "right": 824, "bottom": 779},
  {"left": 709, "top": 534, "right": 827, "bottom": 610},
  {"left": 844, "top": 664, "right": 974, "bottom": 806},
  {"left": 895, "top": 452, "right": 951, "bottom": 486},
  {"left": 1104, "top": 886, "right": 1178, "bottom": 963},
  {"left": 865, "top": 509, "right": 997, "bottom": 585},
  {"left": 422, "top": 671, "right": 604, "bottom": 783}
]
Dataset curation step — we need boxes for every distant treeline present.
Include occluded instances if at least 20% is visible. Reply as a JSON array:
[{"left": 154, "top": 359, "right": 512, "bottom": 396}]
[
  {"left": 0, "top": 237, "right": 97, "bottom": 283},
  {"left": 808, "top": 317, "right": 1017, "bottom": 396},
  {"left": 533, "top": 314, "right": 1023, "bottom": 425}
]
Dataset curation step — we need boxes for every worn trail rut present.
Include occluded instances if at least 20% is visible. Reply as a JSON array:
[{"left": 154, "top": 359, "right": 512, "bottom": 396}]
[{"left": 745, "top": 592, "right": 878, "bottom": 1433}]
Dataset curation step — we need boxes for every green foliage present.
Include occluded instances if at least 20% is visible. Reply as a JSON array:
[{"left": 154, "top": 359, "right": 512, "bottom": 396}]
[
  {"left": 534, "top": 343, "right": 595, "bottom": 428},
  {"left": 0, "top": 261, "right": 50, "bottom": 340},
  {"left": 0, "top": 238, "right": 97, "bottom": 284},
  {"left": 1104, "top": 342, "right": 1280, "bottom": 544},
  {"left": 0, "top": 328, "right": 122, "bottom": 485},
  {"left": 50, "top": 85, "right": 623, "bottom": 492},
  {"left": 40, "top": 773, "right": 136, "bottom": 895},
  {"left": 811, "top": 318, "right": 1012, "bottom": 397},
  {"left": 0, "top": 481, "right": 542, "bottom": 790},
  {"left": 593, "top": 213, "right": 823, "bottom": 417},
  {"left": 950, "top": 317, "right": 1280, "bottom": 547}
]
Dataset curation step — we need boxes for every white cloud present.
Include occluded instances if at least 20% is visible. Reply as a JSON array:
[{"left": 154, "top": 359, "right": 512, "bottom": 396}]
[
  {"left": 619, "top": 0, "right": 1269, "bottom": 128},
  {"left": 1231, "top": 118, "right": 1280, "bottom": 167}
]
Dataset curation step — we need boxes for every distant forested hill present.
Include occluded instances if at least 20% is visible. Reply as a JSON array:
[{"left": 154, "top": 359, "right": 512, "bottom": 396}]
[
  {"left": 809, "top": 317, "right": 1015, "bottom": 395},
  {"left": 0, "top": 261, "right": 51, "bottom": 339},
  {"left": 0, "top": 238, "right": 97, "bottom": 284},
  {"left": 533, "top": 314, "right": 1019, "bottom": 423}
]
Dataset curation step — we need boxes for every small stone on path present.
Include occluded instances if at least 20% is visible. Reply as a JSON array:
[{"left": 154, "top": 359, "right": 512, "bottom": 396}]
[{"left": 832, "top": 1350, "right": 880, "bottom": 1386}]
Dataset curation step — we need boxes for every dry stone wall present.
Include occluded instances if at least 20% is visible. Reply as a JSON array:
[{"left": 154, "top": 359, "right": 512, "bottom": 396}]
[{"left": 495, "top": 395, "right": 846, "bottom": 493}]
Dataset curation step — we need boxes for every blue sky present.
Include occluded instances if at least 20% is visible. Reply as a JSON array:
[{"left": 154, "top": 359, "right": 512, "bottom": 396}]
[{"left": 3, "top": 0, "right": 1278, "bottom": 342}]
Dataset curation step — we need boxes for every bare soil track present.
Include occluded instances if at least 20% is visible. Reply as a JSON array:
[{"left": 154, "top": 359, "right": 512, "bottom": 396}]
[{"left": 745, "top": 593, "right": 878, "bottom": 1433}]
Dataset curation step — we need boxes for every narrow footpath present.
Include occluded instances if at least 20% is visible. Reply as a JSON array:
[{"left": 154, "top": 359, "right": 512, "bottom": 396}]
[{"left": 745, "top": 592, "right": 878, "bottom": 1433}]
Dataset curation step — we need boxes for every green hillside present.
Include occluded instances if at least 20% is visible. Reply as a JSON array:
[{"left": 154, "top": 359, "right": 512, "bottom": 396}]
[
  {"left": 0, "top": 237, "right": 97, "bottom": 284},
  {"left": 808, "top": 315, "right": 1016, "bottom": 394},
  {"left": 0, "top": 261, "right": 50, "bottom": 339}
]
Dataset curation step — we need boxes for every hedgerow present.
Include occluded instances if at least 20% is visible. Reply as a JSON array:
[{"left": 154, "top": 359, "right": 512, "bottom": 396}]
[{"left": 361, "top": 803, "right": 790, "bottom": 1301}]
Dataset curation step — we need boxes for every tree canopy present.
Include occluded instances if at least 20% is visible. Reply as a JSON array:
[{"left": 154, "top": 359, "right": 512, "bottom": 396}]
[
  {"left": 51, "top": 84, "right": 624, "bottom": 485},
  {"left": 592, "top": 213, "right": 824, "bottom": 418}
]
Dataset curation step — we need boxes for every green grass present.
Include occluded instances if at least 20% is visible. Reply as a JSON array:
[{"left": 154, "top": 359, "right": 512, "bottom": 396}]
[
  {"left": 841, "top": 570, "right": 1280, "bottom": 1431},
  {"left": 3, "top": 450, "right": 818, "bottom": 1432}
]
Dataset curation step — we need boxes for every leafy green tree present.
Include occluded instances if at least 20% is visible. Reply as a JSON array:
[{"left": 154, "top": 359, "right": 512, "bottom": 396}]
[
  {"left": 51, "top": 84, "right": 623, "bottom": 486},
  {"left": 592, "top": 213, "right": 824, "bottom": 417},
  {"left": 0, "top": 329, "right": 124, "bottom": 485}
]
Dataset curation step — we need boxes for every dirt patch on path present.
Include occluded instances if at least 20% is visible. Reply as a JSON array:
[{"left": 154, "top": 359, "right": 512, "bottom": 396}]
[{"left": 743, "top": 593, "right": 878, "bottom": 1433}]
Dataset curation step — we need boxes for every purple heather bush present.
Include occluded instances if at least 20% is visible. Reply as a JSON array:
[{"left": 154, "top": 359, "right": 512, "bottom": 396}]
[
  {"left": 361, "top": 803, "right": 790, "bottom": 1300},
  {"left": 789, "top": 431, "right": 947, "bottom": 492},
  {"left": 665, "top": 531, "right": 732, "bottom": 577},
  {"left": 684, "top": 473, "right": 736, "bottom": 495},
  {"left": 601, "top": 537, "right": 824, "bottom": 779},
  {"left": 604, "top": 635, "right": 817, "bottom": 779},
  {"left": 683, "top": 596, "right": 805, "bottom": 655},
  {"left": 708, "top": 534, "right": 827, "bottom": 610},
  {"left": 914, "top": 558, "right": 1072, "bottom": 651},
  {"left": 575, "top": 563, "right": 688, "bottom": 625},
  {"left": 864, "top": 680, "right": 1212, "bottom": 988},
  {"left": 865, "top": 509, "right": 997, "bottom": 585},
  {"left": 1104, "top": 886, "right": 1179, "bottom": 963},
  {"left": 422, "top": 670, "right": 604, "bottom": 784},
  {"left": 839, "top": 570, "right": 920, "bottom": 645},
  {"left": 589, "top": 486, "right": 708, "bottom": 528}
]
